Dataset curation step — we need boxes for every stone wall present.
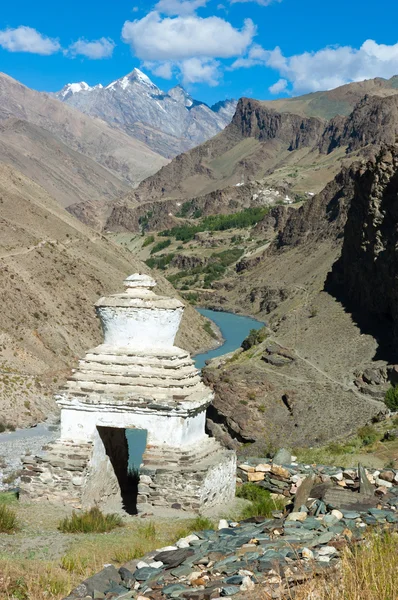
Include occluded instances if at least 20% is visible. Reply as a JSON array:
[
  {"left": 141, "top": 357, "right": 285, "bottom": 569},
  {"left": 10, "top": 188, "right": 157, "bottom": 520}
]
[{"left": 20, "top": 441, "right": 92, "bottom": 507}]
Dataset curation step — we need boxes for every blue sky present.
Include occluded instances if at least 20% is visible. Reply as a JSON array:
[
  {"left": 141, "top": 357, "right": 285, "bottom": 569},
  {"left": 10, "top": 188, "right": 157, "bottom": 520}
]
[{"left": 1, "top": 0, "right": 398, "bottom": 105}]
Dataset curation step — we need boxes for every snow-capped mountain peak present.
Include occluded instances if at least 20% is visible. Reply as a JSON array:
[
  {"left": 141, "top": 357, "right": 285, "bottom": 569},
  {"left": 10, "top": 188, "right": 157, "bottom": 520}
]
[
  {"left": 57, "top": 82, "right": 92, "bottom": 100},
  {"left": 106, "top": 68, "right": 160, "bottom": 93},
  {"left": 168, "top": 85, "right": 194, "bottom": 108},
  {"left": 53, "top": 68, "right": 237, "bottom": 158}
]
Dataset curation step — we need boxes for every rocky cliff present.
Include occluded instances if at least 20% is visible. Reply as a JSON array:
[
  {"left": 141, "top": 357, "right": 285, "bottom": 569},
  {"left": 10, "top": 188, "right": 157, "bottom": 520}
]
[
  {"left": 109, "top": 91, "right": 398, "bottom": 234},
  {"left": 201, "top": 155, "right": 398, "bottom": 449},
  {"left": 327, "top": 145, "right": 398, "bottom": 361}
]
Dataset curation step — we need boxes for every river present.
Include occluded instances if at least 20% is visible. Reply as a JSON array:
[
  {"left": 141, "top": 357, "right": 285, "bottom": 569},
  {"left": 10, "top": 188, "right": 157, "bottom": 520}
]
[
  {"left": 0, "top": 309, "right": 264, "bottom": 477},
  {"left": 194, "top": 308, "right": 264, "bottom": 369}
]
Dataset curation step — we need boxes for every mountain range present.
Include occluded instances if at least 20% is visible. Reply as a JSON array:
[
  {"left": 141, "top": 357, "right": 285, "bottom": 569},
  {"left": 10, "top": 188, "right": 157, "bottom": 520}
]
[
  {"left": 54, "top": 68, "right": 237, "bottom": 158},
  {"left": 106, "top": 76, "right": 398, "bottom": 233}
]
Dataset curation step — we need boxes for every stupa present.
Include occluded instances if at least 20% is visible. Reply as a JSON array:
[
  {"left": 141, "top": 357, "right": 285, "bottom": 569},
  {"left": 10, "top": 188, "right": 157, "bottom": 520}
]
[{"left": 20, "top": 274, "right": 236, "bottom": 513}]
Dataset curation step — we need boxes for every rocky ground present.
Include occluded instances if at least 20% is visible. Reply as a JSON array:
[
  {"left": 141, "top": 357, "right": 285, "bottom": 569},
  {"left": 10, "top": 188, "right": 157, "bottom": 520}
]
[
  {"left": 0, "top": 417, "right": 59, "bottom": 491},
  {"left": 63, "top": 452, "right": 398, "bottom": 600}
]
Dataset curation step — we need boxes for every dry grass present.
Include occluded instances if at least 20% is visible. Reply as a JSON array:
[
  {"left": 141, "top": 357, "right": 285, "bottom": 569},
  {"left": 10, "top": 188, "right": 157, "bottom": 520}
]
[
  {"left": 0, "top": 509, "right": 217, "bottom": 600},
  {"left": 294, "top": 531, "right": 398, "bottom": 600}
]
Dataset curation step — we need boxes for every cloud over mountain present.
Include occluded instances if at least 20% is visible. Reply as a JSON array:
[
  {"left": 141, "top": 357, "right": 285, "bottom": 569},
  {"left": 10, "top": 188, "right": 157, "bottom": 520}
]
[
  {"left": 233, "top": 39, "right": 398, "bottom": 94},
  {"left": 122, "top": 11, "right": 255, "bottom": 85}
]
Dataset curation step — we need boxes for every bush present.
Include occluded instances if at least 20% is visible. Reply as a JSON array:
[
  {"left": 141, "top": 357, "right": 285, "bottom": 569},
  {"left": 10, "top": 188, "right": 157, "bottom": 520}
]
[
  {"left": 142, "top": 235, "right": 155, "bottom": 247},
  {"left": 146, "top": 253, "right": 175, "bottom": 270},
  {"left": 236, "top": 483, "right": 285, "bottom": 518},
  {"left": 357, "top": 425, "right": 379, "bottom": 446},
  {"left": 0, "top": 503, "right": 18, "bottom": 533},
  {"left": 150, "top": 239, "right": 171, "bottom": 255},
  {"left": 160, "top": 206, "right": 270, "bottom": 242},
  {"left": 58, "top": 507, "right": 123, "bottom": 534},
  {"left": 385, "top": 386, "right": 398, "bottom": 411},
  {"left": 241, "top": 327, "right": 267, "bottom": 351}
]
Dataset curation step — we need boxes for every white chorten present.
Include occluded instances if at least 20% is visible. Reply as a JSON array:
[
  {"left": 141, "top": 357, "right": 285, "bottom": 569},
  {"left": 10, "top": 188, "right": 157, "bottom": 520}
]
[{"left": 21, "top": 275, "right": 236, "bottom": 513}]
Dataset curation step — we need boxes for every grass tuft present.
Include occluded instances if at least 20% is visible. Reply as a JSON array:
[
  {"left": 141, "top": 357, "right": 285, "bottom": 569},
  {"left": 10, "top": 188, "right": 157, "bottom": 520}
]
[
  {"left": 58, "top": 507, "right": 123, "bottom": 534},
  {"left": 0, "top": 502, "right": 18, "bottom": 533},
  {"left": 236, "top": 483, "right": 285, "bottom": 518}
]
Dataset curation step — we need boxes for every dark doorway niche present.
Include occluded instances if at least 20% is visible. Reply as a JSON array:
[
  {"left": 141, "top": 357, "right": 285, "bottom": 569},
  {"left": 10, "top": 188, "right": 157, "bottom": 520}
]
[{"left": 97, "top": 426, "right": 147, "bottom": 515}]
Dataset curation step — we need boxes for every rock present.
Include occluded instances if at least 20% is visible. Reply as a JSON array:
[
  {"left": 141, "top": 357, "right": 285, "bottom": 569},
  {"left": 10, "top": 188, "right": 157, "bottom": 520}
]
[
  {"left": 218, "top": 519, "right": 229, "bottom": 530},
  {"left": 240, "top": 576, "right": 255, "bottom": 592},
  {"left": 273, "top": 449, "right": 292, "bottom": 466},
  {"left": 286, "top": 512, "right": 307, "bottom": 522},
  {"left": 255, "top": 464, "right": 272, "bottom": 472},
  {"left": 358, "top": 463, "right": 375, "bottom": 496},
  {"left": 293, "top": 475, "right": 314, "bottom": 511},
  {"left": 176, "top": 534, "right": 199, "bottom": 548},
  {"left": 238, "top": 464, "right": 255, "bottom": 473},
  {"left": 331, "top": 509, "right": 343, "bottom": 520},
  {"left": 154, "top": 548, "right": 195, "bottom": 568},
  {"left": 302, "top": 548, "right": 314, "bottom": 560},
  {"left": 247, "top": 472, "right": 265, "bottom": 482},
  {"left": 271, "top": 465, "right": 290, "bottom": 479},
  {"left": 375, "top": 478, "right": 393, "bottom": 488},
  {"left": 380, "top": 470, "right": 395, "bottom": 483}
]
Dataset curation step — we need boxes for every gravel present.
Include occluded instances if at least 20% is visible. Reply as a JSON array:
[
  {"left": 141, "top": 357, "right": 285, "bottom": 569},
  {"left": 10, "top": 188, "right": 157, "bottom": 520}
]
[{"left": 0, "top": 417, "right": 59, "bottom": 491}]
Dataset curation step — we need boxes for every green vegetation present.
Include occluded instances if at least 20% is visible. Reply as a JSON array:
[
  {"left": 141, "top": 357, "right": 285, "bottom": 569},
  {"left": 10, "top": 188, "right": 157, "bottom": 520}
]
[
  {"left": 142, "top": 235, "right": 155, "bottom": 247},
  {"left": 146, "top": 253, "right": 175, "bottom": 270},
  {"left": 294, "top": 422, "right": 397, "bottom": 467},
  {"left": 176, "top": 200, "right": 203, "bottom": 219},
  {"left": 58, "top": 507, "right": 123, "bottom": 534},
  {"left": 385, "top": 385, "right": 398, "bottom": 411},
  {"left": 138, "top": 211, "right": 153, "bottom": 233},
  {"left": 150, "top": 239, "right": 171, "bottom": 255},
  {"left": 166, "top": 248, "right": 244, "bottom": 288},
  {"left": 181, "top": 292, "right": 198, "bottom": 305},
  {"left": 203, "top": 321, "right": 218, "bottom": 340},
  {"left": 0, "top": 502, "right": 18, "bottom": 533},
  {"left": 160, "top": 206, "right": 269, "bottom": 242},
  {"left": 236, "top": 483, "right": 285, "bottom": 518},
  {"left": 241, "top": 327, "right": 268, "bottom": 351}
]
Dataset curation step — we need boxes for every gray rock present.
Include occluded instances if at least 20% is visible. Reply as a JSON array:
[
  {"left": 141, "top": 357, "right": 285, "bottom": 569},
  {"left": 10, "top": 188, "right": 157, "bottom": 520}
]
[{"left": 273, "top": 448, "right": 292, "bottom": 465}]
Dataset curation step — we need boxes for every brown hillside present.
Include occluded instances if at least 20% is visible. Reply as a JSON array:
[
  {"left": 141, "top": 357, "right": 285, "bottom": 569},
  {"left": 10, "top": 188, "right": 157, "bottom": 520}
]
[
  {"left": 0, "top": 73, "right": 168, "bottom": 188},
  {"left": 0, "top": 164, "right": 213, "bottom": 429}
]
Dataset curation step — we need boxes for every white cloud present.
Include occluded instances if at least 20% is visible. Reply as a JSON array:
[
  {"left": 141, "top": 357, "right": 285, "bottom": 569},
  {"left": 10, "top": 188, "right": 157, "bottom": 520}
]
[
  {"left": 145, "top": 61, "right": 174, "bottom": 79},
  {"left": 68, "top": 37, "right": 115, "bottom": 59},
  {"left": 0, "top": 26, "right": 60, "bottom": 55},
  {"left": 154, "top": 0, "right": 209, "bottom": 15},
  {"left": 180, "top": 57, "right": 221, "bottom": 85},
  {"left": 122, "top": 10, "right": 255, "bottom": 85},
  {"left": 269, "top": 78, "right": 287, "bottom": 94},
  {"left": 122, "top": 12, "right": 255, "bottom": 61},
  {"left": 233, "top": 40, "right": 398, "bottom": 95}
]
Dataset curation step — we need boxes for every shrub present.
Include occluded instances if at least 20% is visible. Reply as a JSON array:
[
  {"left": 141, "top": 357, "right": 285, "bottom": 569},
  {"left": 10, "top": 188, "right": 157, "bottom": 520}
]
[
  {"left": 236, "top": 483, "right": 285, "bottom": 518},
  {"left": 142, "top": 235, "right": 155, "bottom": 248},
  {"left": 58, "top": 507, "right": 123, "bottom": 534},
  {"left": 203, "top": 321, "right": 218, "bottom": 340},
  {"left": 160, "top": 206, "right": 270, "bottom": 242},
  {"left": 150, "top": 239, "right": 171, "bottom": 255},
  {"left": 385, "top": 386, "right": 398, "bottom": 411},
  {"left": 357, "top": 425, "right": 379, "bottom": 446},
  {"left": 241, "top": 327, "right": 267, "bottom": 351},
  {"left": 0, "top": 503, "right": 18, "bottom": 533}
]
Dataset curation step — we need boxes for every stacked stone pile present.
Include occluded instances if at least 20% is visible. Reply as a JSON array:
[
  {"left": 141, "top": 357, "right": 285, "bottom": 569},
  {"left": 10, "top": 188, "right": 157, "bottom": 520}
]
[
  {"left": 64, "top": 453, "right": 398, "bottom": 600},
  {"left": 237, "top": 451, "right": 398, "bottom": 511}
]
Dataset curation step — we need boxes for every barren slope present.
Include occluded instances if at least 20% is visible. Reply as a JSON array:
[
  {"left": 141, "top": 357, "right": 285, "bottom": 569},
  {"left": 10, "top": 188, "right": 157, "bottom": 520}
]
[
  {"left": 0, "top": 164, "right": 214, "bottom": 429},
  {"left": 0, "top": 118, "right": 130, "bottom": 229},
  {"left": 0, "top": 73, "right": 167, "bottom": 187}
]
